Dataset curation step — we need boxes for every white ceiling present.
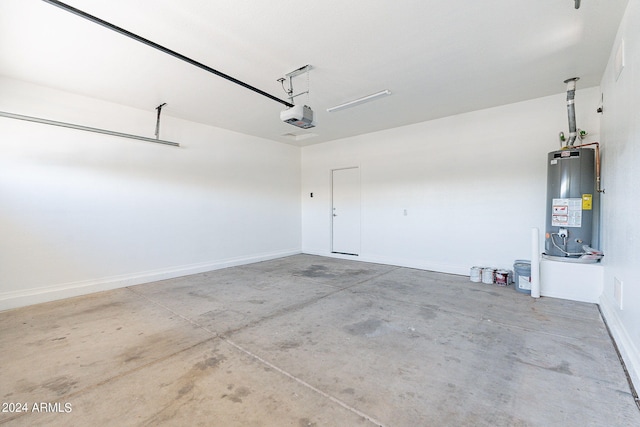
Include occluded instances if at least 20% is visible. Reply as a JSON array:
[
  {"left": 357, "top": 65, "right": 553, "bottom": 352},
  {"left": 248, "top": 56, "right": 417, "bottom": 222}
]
[{"left": 0, "top": 0, "right": 629, "bottom": 146}]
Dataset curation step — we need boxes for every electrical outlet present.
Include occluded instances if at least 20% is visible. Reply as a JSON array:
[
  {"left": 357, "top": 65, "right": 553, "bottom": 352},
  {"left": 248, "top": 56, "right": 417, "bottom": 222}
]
[{"left": 614, "top": 277, "right": 623, "bottom": 310}]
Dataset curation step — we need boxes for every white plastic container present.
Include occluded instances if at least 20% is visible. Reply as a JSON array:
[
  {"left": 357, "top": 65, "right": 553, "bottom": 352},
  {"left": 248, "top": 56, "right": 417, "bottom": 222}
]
[
  {"left": 482, "top": 267, "right": 496, "bottom": 284},
  {"left": 470, "top": 266, "right": 483, "bottom": 282}
]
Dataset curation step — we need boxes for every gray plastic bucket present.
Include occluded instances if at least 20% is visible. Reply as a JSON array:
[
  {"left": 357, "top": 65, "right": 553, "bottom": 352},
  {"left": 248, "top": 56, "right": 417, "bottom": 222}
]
[{"left": 513, "top": 260, "right": 531, "bottom": 294}]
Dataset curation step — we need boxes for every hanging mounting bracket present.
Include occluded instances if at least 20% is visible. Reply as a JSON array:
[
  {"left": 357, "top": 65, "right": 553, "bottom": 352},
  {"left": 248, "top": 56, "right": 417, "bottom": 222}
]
[
  {"left": 155, "top": 103, "right": 167, "bottom": 139},
  {"left": 278, "top": 65, "right": 312, "bottom": 105}
]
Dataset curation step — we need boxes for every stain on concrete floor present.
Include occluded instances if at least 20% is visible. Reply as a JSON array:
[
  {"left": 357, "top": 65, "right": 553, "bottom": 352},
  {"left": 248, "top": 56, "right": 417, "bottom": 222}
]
[{"left": 1, "top": 254, "right": 638, "bottom": 427}]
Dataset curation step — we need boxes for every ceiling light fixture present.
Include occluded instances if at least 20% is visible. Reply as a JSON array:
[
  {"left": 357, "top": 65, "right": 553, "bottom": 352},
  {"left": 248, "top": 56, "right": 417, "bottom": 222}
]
[{"left": 326, "top": 90, "right": 392, "bottom": 113}]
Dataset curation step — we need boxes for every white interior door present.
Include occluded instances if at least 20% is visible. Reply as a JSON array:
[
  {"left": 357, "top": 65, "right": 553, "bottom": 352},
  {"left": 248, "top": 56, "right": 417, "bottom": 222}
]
[{"left": 332, "top": 167, "right": 360, "bottom": 255}]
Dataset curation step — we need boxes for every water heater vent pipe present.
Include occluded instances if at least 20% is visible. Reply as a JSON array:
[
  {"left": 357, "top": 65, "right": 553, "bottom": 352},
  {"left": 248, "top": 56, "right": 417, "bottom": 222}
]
[{"left": 564, "top": 77, "right": 579, "bottom": 147}]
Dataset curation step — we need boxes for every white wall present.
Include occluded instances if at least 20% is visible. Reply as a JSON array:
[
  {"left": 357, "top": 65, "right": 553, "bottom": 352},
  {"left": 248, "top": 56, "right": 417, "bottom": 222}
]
[
  {"left": 302, "top": 87, "right": 602, "bottom": 275},
  {"left": 0, "top": 77, "right": 301, "bottom": 310},
  {"left": 598, "top": 0, "right": 640, "bottom": 389}
]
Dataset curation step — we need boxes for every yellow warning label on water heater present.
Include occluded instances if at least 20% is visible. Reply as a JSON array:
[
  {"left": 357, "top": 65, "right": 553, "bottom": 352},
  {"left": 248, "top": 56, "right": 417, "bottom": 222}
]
[{"left": 582, "top": 194, "right": 593, "bottom": 210}]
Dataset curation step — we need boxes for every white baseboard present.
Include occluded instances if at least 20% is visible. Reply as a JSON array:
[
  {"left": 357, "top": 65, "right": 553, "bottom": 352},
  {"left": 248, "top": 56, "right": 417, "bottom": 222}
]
[
  {"left": 599, "top": 293, "right": 640, "bottom": 395},
  {"left": 0, "top": 248, "right": 301, "bottom": 312}
]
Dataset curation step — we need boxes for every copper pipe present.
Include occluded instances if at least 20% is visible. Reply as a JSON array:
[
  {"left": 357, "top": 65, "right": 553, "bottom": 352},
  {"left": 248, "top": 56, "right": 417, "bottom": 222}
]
[{"left": 572, "top": 142, "right": 604, "bottom": 193}]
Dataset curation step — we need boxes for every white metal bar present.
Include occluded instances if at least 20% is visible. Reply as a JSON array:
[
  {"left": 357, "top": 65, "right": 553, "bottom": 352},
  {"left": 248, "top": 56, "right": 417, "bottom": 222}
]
[
  {"left": 326, "top": 90, "right": 391, "bottom": 113},
  {"left": 285, "top": 64, "right": 313, "bottom": 79},
  {"left": 0, "top": 111, "right": 180, "bottom": 147}
]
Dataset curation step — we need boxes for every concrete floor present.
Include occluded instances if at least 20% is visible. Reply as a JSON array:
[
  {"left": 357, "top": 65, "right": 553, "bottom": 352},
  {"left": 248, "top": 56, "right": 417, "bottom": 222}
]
[{"left": 1, "top": 254, "right": 638, "bottom": 426}]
